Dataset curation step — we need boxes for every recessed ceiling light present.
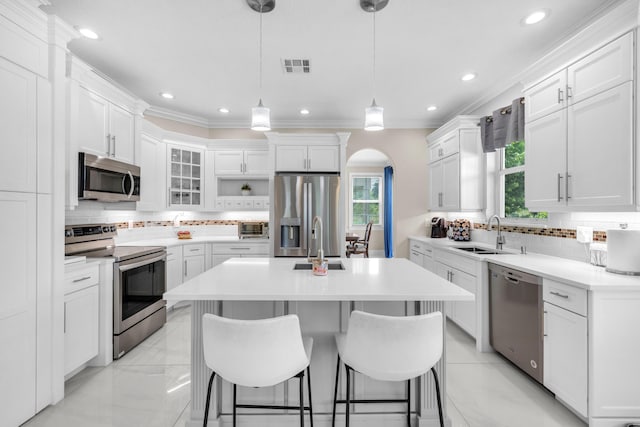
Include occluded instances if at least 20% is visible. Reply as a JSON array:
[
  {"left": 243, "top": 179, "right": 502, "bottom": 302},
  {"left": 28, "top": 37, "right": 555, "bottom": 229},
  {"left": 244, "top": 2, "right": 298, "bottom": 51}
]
[
  {"left": 427, "top": 105, "right": 437, "bottom": 112},
  {"left": 461, "top": 73, "right": 476, "bottom": 82},
  {"left": 218, "top": 107, "right": 230, "bottom": 114},
  {"left": 78, "top": 28, "right": 99, "bottom": 39},
  {"left": 300, "top": 109, "right": 310, "bottom": 115},
  {"left": 524, "top": 10, "right": 548, "bottom": 25},
  {"left": 160, "top": 92, "right": 174, "bottom": 99}
]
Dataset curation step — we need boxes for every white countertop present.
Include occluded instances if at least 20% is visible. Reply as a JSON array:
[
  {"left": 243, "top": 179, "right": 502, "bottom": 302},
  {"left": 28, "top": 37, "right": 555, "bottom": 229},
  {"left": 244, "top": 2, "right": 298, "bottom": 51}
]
[
  {"left": 119, "top": 236, "right": 269, "bottom": 247},
  {"left": 164, "top": 257, "right": 474, "bottom": 302},
  {"left": 409, "top": 236, "right": 640, "bottom": 291}
]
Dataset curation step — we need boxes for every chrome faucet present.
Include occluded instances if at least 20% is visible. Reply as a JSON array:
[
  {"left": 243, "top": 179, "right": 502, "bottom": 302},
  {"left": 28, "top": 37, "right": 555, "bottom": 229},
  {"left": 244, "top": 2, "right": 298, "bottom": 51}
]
[
  {"left": 488, "top": 214, "right": 506, "bottom": 251},
  {"left": 309, "top": 216, "right": 324, "bottom": 262}
]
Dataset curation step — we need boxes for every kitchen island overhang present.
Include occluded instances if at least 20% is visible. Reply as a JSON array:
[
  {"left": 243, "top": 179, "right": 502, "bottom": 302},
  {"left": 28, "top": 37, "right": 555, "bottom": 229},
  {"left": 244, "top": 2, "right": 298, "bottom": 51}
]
[{"left": 165, "top": 257, "right": 473, "bottom": 427}]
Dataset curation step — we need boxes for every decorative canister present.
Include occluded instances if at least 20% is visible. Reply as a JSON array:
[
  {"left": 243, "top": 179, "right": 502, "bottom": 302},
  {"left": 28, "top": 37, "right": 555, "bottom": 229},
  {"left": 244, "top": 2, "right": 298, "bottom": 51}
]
[
  {"left": 312, "top": 259, "right": 328, "bottom": 276},
  {"left": 449, "top": 219, "right": 471, "bottom": 241}
]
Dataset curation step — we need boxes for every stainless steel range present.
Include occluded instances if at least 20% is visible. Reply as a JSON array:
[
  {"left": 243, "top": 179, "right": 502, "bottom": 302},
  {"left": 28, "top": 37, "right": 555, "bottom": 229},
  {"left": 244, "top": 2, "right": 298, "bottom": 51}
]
[{"left": 64, "top": 224, "right": 167, "bottom": 359}]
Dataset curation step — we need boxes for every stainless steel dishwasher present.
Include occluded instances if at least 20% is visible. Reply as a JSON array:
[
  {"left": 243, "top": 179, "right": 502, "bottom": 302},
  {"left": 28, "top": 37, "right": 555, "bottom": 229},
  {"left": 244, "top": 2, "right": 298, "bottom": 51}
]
[{"left": 489, "top": 263, "right": 544, "bottom": 383}]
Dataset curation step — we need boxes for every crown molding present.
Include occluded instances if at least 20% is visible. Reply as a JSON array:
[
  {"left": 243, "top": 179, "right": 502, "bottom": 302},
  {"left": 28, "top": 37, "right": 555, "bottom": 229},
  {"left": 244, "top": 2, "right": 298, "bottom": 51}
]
[
  {"left": 0, "top": 0, "right": 49, "bottom": 40},
  {"left": 426, "top": 115, "right": 482, "bottom": 143},
  {"left": 451, "top": 0, "right": 636, "bottom": 118}
]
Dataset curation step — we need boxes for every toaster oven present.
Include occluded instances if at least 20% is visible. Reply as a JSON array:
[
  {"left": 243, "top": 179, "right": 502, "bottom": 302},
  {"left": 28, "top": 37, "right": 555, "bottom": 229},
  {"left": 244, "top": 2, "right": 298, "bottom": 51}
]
[{"left": 238, "top": 221, "right": 269, "bottom": 239}]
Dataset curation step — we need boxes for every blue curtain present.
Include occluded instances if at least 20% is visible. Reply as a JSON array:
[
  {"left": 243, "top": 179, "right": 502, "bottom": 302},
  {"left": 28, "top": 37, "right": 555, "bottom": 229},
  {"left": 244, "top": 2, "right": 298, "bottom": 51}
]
[{"left": 384, "top": 166, "right": 394, "bottom": 258}]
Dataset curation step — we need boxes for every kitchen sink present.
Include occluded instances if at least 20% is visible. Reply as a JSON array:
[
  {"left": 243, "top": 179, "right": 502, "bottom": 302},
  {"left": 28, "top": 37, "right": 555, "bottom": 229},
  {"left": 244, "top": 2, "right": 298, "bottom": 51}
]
[
  {"left": 455, "top": 246, "right": 503, "bottom": 255},
  {"left": 293, "top": 262, "right": 345, "bottom": 270}
]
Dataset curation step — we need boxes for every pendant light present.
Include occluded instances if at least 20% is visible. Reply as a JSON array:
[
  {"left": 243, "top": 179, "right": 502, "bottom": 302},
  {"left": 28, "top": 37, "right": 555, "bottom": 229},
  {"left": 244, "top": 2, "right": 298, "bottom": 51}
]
[
  {"left": 363, "top": 0, "right": 387, "bottom": 131},
  {"left": 249, "top": 0, "right": 273, "bottom": 131}
]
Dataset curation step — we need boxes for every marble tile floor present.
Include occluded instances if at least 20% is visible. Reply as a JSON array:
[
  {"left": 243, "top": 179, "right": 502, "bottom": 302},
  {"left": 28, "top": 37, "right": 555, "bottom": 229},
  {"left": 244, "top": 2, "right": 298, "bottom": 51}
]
[{"left": 23, "top": 306, "right": 586, "bottom": 427}]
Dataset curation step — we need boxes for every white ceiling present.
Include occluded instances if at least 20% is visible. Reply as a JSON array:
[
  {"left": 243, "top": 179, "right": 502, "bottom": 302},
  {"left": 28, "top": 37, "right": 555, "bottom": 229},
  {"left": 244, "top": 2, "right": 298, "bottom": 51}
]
[{"left": 42, "top": 0, "right": 622, "bottom": 129}]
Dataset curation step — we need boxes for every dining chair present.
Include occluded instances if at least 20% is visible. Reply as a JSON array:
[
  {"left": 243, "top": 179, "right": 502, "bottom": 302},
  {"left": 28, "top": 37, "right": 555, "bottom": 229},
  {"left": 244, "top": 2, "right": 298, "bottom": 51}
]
[
  {"left": 202, "top": 313, "right": 314, "bottom": 427},
  {"left": 346, "top": 221, "right": 373, "bottom": 258},
  {"left": 331, "top": 310, "right": 444, "bottom": 427}
]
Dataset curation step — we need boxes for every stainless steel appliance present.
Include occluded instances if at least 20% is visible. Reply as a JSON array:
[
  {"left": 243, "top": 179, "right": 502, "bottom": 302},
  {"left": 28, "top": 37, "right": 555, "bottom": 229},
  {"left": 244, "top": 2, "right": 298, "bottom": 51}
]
[
  {"left": 64, "top": 224, "right": 166, "bottom": 359},
  {"left": 238, "top": 221, "right": 269, "bottom": 239},
  {"left": 430, "top": 217, "right": 447, "bottom": 238},
  {"left": 489, "top": 263, "right": 543, "bottom": 383},
  {"left": 78, "top": 152, "right": 141, "bottom": 202},
  {"left": 273, "top": 173, "right": 341, "bottom": 257}
]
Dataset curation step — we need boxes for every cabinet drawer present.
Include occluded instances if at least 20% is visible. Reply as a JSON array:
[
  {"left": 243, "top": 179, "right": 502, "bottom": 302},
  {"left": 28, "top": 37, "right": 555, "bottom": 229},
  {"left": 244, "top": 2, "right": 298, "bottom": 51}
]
[
  {"left": 409, "top": 240, "right": 433, "bottom": 256},
  {"left": 212, "top": 243, "right": 269, "bottom": 255},
  {"left": 434, "top": 249, "right": 476, "bottom": 276},
  {"left": 543, "top": 279, "right": 587, "bottom": 316},
  {"left": 64, "top": 263, "right": 99, "bottom": 294},
  {"left": 166, "top": 246, "right": 182, "bottom": 259},
  {"left": 225, "top": 199, "right": 244, "bottom": 209},
  {"left": 183, "top": 243, "right": 206, "bottom": 256},
  {"left": 243, "top": 199, "right": 254, "bottom": 208}
]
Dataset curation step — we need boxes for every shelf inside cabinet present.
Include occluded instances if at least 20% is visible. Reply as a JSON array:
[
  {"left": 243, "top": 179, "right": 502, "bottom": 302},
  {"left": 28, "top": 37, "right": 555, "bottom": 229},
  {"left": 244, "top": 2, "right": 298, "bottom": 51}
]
[{"left": 217, "top": 177, "right": 268, "bottom": 197}]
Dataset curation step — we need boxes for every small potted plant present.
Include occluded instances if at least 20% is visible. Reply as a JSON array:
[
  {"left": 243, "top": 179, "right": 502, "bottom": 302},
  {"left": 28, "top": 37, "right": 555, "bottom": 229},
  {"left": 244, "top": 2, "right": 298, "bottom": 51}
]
[{"left": 241, "top": 183, "right": 251, "bottom": 196}]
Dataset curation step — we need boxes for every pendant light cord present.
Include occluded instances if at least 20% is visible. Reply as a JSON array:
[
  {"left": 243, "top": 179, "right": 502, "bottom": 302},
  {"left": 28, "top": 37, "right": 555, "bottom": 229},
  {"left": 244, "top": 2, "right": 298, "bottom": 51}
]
[
  {"left": 259, "top": 4, "right": 263, "bottom": 98},
  {"left": 372, "top": 6, "right": 376, "bottom": 100}
]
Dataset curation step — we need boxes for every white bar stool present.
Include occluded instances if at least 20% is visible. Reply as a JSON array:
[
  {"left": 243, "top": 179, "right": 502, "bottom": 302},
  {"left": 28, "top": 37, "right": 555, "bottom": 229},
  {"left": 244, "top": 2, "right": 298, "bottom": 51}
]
[
  {"left": 331, "top": 310, "right": 444, "bottom": 427},
  {"left": 202, "top": 313, "right": 314, "bottom": 427}
]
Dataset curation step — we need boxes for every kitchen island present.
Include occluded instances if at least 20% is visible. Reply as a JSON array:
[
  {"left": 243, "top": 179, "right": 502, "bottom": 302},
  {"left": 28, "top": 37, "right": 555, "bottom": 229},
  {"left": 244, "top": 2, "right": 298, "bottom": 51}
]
[{"left": 165, "top": 257, "right": 473, "bottom": 427}]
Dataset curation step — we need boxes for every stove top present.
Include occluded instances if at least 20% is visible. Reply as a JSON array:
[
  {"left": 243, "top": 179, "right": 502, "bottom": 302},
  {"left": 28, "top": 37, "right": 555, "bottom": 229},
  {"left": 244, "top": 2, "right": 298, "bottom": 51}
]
[{"left": 80, "top": 246, "right": 165, "bottom": 262}]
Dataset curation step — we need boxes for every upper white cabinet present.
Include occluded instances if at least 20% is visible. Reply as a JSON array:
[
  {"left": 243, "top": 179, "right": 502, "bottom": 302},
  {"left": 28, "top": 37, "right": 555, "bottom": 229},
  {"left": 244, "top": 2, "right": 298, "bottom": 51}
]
[
  {"left": 524, "top": 32, "right": 634, "bottom": 211},
  {"left": 137, "top": 133, "right": 167, "bottom": 211},
  {"left": 427, "top": 117, "right": 484, "bottom": 212},
  {"left": 167, "top": 144, "right": 204, "bottom": 209},
  {"left": 0, "top": 57, "right": 37, "bottom": 193},
  {"left": 214, "top": 150, "right": 268, "bottom": 175},
  {"left": 275, "top": 144, "right": 340, "bottom": 172},
  {"left": 74, "top": 85, "right": 135, "bottom": 164}
]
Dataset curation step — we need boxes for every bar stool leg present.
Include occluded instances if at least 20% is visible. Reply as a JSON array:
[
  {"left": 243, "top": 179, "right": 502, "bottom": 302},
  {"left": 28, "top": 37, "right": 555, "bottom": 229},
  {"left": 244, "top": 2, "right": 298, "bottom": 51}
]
[
  {"left": 430, "top": 367, "right": 444, "bottom": 427},
  {"left": 406, "top": 379, "right": 411, "bottom": 427},
  {"left": 233, "top": 384, "right": 237, "bottom": 427},
  {"left": 345, "top": 366, "right": 351, "bottom": 427},
  {"left": 307, "top": 366, "right": 314, "bottom": 427},
  {"left": 332, "top": 356, "right": 340, "bottom": 427},
  {"left": 203, "top": 372, "right": 216, "bottom": 427},
  {"left": 299, "top": 373, "right": 305, "bottom": 427}
]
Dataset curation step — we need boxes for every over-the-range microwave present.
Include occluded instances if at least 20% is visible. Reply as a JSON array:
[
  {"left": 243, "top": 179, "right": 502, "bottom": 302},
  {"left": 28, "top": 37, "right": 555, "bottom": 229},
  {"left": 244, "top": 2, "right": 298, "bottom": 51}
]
[{"left": 78, "top": 152, "right": 141, "bottom": 202}]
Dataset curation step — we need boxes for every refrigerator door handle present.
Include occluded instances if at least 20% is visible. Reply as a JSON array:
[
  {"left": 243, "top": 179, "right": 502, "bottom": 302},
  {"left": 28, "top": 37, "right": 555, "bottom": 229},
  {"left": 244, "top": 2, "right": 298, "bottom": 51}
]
[{"left": 306, "top": 181, "right": 313, "bottom": 260}]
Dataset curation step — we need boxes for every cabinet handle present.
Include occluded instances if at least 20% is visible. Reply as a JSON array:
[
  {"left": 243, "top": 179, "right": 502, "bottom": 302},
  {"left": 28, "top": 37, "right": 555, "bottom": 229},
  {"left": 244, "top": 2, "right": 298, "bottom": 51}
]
[
  {"left": 184, "top": 260, "right": 188, "bottom": 277},
  {"left": 557, "top": 88, "right": 564, "bottom": 104},
  {"left": 230, "top": 247, "right": 251, "bottom": 250},
  {"left": 557, "top": 173, "right": 563, "bottom": 202},
  {"left": 449, "top": 270, "right": 454, "bottom": 281},
  {"left": 168, "top": 187, "right": 172, "bottom": 207},
  {"left": 550, "top": 291, "right": 569, "bottom": 299},
  {"left": 106, "top": 134, "right": 111, "bottom": 156},
  {"left": 189, "top": 248, "right": 200, "bottom": 252},
  {"left": 543, "top": 310, "right": 548, "bottom": 337},
  {"left": 566, "top": 173, "right": 571, "bottom": 200},
  {"left": 72, "top": 276, "right": 92, "bottom": 283},
  {"left": 307, "top": 158, "right": 310, "bottom": 169},
  {"left": 566, "top": 85, "right": 572, "bottom": 99},
  {"left": 63, "top": 302, "right": 67, "bottom": 334},
  {"left": 112, "top": 135, "right": 116, "bottom": 157}
]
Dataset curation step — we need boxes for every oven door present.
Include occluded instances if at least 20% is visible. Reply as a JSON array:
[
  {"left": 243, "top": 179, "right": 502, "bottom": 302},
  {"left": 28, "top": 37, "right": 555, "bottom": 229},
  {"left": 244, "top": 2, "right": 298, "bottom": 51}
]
[{"left": 114, "top": 251, "right": 166, "bottom": 335}]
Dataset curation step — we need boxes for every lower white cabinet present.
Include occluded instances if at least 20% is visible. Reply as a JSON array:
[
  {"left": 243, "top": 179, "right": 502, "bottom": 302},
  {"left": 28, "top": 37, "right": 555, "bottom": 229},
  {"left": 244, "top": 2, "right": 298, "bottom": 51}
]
[
  {"left": 211, "top": 242, "right": 269, "bottom": 267},
  {"left": 436, "top": 262, "right": 476, "bottom": 337},
  {"left": 183, "top": 243, "right": 205, "bottom": 282},
  {"left": 166, "top": 246, "right": 183, "bottom": 308},
  {"left": 408, "top": 239, "right": 434, "bottom": 271},
  {"left": 64, "top": 262, "right": 100, "bottom": 377},
  {"left": 543, "top": 301, "right": 588, "bottom": 417}
]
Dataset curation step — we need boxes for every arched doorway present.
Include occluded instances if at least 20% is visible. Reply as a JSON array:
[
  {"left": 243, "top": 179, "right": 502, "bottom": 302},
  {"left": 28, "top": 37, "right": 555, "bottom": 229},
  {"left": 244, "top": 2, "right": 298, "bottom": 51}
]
[{"left": 345, "top": 149, "right": 394, "bottom": 258}]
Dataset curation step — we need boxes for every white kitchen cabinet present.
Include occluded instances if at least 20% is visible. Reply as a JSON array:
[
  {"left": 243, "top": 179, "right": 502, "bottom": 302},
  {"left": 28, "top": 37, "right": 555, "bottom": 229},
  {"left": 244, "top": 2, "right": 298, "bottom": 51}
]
[
  {"left": 167, "top": 144, "right": 204, "bottom": 209},
  {"left": 166, "top": 246, "right": 183, "bottom": 309},
  {"left": 525, "top": 83, "right": 633, "bottom": 210},
  {"left": 0, "top": 192, "right": 37, "bottom": 425},
  {"left": 211, "top": 242, "right": 269, "bottom": 267},
  {"left": 0, "top": 57, "right": 37, "bottom": 193},
  {"left": 64, "top": 283, "right": 99, "bottom": 376},
  {"left": 427, "top": 120, "right": 483, "bottom": 212},
  {"left": 275, "top": 144, "right": 340, "bottom": 172},
  {"left": 408, "top": 239, "right": 434, "bottom": 271},
  {"left": 214, "top": 150, "right": 268, "bottom": 175},
  {"left": 524, "top": 32, "right": 634, "bottom": 211},
  {"left": 543, "top": 301, "right": 588, "bottom": 417},
  {"left": 137, "top": 133, "right": 167, "bottom": 211},
  {"left": 75, "top": 85, "right": 135, "bottom": 164},
  {"left": 183, "top": 243, "right": 206, "bottom": 282}
]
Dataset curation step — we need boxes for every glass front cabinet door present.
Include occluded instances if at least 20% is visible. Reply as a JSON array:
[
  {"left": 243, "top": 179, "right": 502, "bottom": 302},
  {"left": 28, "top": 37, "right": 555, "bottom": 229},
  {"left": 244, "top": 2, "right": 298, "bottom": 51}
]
[{"left": 167, "top": 145, "right": 204, "bottom": 209}]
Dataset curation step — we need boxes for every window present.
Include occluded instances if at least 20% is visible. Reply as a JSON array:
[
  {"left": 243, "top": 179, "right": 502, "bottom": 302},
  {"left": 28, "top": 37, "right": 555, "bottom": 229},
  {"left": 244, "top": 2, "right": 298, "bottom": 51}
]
[
  {"left": 499, "top": 140, "right": 547, "bottom": 219},
  {"left": 349, "top": 174, "right": 383, "bottom": 227}
]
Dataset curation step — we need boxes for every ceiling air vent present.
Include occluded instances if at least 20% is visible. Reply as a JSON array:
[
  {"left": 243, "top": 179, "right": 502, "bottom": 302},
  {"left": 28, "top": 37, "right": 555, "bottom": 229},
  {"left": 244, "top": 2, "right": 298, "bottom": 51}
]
[{"left": 282, "top": 59, "right": 311, "bottom": 73}]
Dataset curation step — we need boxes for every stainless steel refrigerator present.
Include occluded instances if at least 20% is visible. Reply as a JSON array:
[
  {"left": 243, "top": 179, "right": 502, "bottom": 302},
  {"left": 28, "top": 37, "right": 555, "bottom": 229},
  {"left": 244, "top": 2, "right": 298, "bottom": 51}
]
[{"left": 273, "top": 173, "right": 341, "bottom": 257}]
